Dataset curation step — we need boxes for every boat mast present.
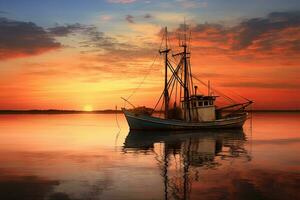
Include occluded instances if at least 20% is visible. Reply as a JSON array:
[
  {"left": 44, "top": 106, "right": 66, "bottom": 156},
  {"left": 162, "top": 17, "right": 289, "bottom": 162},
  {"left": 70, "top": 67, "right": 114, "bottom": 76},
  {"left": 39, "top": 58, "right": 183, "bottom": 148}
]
[
  {"left": 160, "top": 27, "right": 170, "bottom": 119},
  {"left": 182, "top": 21, "right": 191, "bottom": 121}
]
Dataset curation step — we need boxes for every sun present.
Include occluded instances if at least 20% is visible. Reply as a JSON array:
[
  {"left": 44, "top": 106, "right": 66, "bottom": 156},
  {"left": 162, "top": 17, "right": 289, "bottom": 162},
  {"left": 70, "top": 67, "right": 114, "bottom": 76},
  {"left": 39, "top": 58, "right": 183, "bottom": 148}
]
[{"left": 83, "top": 105, "right": 93, "bottom": 112}]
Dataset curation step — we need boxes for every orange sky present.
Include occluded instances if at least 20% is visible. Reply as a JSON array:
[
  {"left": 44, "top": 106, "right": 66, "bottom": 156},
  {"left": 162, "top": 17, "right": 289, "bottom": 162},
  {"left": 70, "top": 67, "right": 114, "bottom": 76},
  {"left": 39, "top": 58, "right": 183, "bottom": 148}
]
[{"left": 0, "top": 8, "right": 299, "bottom": 110}]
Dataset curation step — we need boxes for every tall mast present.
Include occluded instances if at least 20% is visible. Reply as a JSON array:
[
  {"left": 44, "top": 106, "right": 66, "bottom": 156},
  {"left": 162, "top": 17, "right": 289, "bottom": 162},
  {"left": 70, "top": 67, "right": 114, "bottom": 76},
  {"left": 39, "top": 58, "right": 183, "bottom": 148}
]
[
  {"left": 160, "top": 27, "right": 170, "bottom": 119},
  {"left": 182, "top": 20, "right": 191, "bottom": 121}
]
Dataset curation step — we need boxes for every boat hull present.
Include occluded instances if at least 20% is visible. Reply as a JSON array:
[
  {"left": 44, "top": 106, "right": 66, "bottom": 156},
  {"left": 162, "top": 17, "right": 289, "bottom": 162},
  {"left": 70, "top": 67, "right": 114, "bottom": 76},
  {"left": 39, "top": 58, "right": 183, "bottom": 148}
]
[{"left": 123, "top": 109, "right": 248, "bottom": 130}]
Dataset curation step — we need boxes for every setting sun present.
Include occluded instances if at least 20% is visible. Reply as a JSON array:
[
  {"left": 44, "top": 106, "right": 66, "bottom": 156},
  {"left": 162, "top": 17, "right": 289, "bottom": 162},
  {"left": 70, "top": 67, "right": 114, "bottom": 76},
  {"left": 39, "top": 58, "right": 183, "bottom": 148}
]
[{"left": 83, "top": 105, "right": 93, "bottom": 112}]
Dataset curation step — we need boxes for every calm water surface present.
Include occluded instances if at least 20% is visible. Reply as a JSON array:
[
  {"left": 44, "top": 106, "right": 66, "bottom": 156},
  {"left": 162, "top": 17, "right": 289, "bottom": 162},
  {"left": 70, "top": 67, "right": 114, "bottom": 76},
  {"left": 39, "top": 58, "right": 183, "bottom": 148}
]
[{"left": 0, "top": 113, "right": 299, "bottom": 200}]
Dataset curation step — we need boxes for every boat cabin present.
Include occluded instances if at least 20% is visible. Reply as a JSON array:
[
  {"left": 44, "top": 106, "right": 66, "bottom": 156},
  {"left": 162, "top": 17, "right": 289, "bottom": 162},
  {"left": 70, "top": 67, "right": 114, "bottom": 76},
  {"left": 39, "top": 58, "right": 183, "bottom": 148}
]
[{"left": 182, "top": 95, "right": 217, "bottom": 122}]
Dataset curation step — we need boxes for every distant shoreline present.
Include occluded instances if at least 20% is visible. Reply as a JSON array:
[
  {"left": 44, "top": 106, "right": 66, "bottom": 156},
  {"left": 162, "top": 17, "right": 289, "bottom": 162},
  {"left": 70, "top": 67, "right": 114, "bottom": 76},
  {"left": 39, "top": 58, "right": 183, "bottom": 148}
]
[
  {"left": 0, "top": 109, "right": 123, "bottom": 114},
  {"left": 0, "top": 109, "right": 299, "bottom": 114}
]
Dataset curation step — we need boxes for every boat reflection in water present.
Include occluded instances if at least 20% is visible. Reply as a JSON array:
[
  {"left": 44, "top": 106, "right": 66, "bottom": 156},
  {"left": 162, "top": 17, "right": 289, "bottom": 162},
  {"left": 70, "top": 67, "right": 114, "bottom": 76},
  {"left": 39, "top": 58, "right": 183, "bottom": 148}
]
[{"left": 123, "top": 130, "right": 251, "bottom": 200}]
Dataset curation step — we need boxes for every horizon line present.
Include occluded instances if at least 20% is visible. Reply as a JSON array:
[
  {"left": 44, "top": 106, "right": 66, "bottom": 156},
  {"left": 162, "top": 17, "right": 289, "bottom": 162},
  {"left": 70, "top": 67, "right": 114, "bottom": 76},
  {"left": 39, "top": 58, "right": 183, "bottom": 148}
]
[{"left": 0, "top": 109, "right": 299, "bottom": 114}]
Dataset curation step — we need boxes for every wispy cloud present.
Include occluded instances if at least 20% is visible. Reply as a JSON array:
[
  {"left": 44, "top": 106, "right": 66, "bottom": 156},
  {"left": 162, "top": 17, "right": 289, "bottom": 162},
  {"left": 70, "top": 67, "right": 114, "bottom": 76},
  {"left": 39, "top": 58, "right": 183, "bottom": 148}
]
[
  {"left": 125, "top": 15, "right": 135, "bottom": 23},
  {"left": 144, "top": 14, "right": 152, "bottom": 19},
  {"left": 47, "top": 23, "right": 86, "bottom": 37},
  {"left": 100, "top": 15, "right": 113, "bottom": 22}
]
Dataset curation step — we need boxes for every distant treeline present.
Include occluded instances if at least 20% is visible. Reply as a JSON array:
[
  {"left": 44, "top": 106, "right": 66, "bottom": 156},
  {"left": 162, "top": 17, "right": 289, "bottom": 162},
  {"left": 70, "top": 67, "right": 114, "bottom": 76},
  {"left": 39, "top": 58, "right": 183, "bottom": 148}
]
[{"left": 0, "top": 109, "right": 299, "bottom": 114}]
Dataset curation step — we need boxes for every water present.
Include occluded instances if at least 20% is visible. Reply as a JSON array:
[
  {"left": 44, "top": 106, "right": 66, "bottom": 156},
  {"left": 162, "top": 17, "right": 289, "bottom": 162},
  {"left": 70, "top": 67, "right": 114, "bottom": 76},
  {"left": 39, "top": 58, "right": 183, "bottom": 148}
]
[{"left": 0, "top": 113, "right": 299, "bottom": 200}]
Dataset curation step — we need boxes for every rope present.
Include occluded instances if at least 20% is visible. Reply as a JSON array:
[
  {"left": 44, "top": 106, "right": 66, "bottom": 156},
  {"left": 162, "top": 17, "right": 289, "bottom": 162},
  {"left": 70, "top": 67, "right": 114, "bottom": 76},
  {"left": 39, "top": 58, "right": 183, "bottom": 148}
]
[
  {"left": 225, "top": 88, "right": 252, "bottom": 102},
  {"left": 153, "top": 74, "right": 176, "bottom": 112},
  {"left": 124, "top": 33, "right": 165, "bottom": 107},
  {"left": 124, "top": 54, "right": 159, "bottom": 105},
  {"left": 114, "top": 105, "right": 121, "bottom": 148},
  {"left": 192, "top": 75, "right": 236, "bottom": 104}
]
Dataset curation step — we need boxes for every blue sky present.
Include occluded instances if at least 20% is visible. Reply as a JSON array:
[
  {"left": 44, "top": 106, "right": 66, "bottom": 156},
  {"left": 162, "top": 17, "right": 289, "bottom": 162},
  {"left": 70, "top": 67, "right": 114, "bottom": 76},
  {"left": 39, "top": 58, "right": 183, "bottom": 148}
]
[{"left": 1, "top": 0, "right": 300, "bottom": 29}]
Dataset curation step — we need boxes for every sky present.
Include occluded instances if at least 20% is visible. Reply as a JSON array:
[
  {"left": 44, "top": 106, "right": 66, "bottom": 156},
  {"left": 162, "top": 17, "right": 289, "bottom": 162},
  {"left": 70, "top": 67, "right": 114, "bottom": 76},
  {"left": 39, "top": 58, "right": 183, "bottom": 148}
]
[{"left": 0, "top": 0, "right": 300, "bottom": 110}]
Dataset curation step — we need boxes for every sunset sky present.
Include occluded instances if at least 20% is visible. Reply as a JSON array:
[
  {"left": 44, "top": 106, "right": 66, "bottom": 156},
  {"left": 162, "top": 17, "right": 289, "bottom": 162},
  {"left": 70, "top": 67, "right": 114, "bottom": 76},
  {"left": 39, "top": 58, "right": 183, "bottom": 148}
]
[{"left": 0, "top": 0, "right": 299, "bottom": 110}]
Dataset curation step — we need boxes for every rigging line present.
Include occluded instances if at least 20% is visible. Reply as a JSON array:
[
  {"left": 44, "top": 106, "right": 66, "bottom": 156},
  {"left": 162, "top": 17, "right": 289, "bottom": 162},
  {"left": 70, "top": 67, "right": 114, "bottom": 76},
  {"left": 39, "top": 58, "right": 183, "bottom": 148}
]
[
  {"left": 188, "top": 59, "right": 194, "bottom": 95},
  {"left": 167, "top": 30, "right": 174, "bottom": 52},
  {"left": 159, "top": 98, "right": 165, "bottom": 117},
  {"left": 151, "top": 73, "right": 174, "bottom": 114},
  {"left": 169, "top": 56, "right": 179, "bottom": 65},
  {"left": 125, "top": 54, "right": 159, "bottom": 102},
  {"left": 114, "top": 105, "right": 121, "bottom": 149},
  {"left": 192, "top": 75, "right": 236, "bottom": 103},
  {"left": 168, "top": 32, "right": 180, "bottom": 67},
  {"left": 153, "top": 74, "right": 176, "bottom": 112},
  {"left": 180, "top": 67, "right": 183, "bottom": 101},
  {"left": 167, "top": 61, "right": 185, "bottom": 88},
  {"left": 152, "top": 59, "right": 183, "bottom": 112},
  {"left": 125, "top": 33, "right": 165, "bottom": 104},
  {"left": 170, "top": 31, "right": 182, "bottom": 63},
  {"left": 210, "top": 87, "right": 236, "bottom": 103},
  {"left": 168, "top": 74, "right": 177, "bottom": 102},
  {"left": 115, "top": 105, "right": 121, "bottom": 130},
  {"left": 154, "top": 61, "right": 181, "bottom": 112},
  {"left": 175, "top": 76, "right": 178, "bottom": 106},
  {"left": 224, "top": 87, "right": 252, "bottom": 102},
  {"left": 187, "top": 29, "right": 192, "bottom": 53}
]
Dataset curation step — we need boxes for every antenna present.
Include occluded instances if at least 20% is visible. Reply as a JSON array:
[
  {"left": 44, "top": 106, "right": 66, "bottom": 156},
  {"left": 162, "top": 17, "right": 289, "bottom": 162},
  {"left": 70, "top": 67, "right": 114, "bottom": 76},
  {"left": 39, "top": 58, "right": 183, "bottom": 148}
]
[
  {"left": 184, "top": 17, "right": 186, "bottom": 47},
  {"left": 208, "top": 80, "right": 210, "bottom": 96},
  {"left": 180, "top": 17, "right": 187, "bottom": 47},
  {"left": 165, "top": 26, "right": 168, "bottom": 49}
]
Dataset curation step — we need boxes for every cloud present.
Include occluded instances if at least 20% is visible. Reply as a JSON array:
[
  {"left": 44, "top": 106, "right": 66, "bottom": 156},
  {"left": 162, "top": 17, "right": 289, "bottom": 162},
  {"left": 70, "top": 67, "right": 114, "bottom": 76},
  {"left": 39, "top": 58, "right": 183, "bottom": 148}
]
[
  {"left": 107, "top": 0, "right": 136, "bottom": 4},
  {"left": 48, "top": 23, "right": 107, "bottom": 42},
  {"left": 48, "top": 23, "right": 122, "bottom": 52},
  {"left": 124, "top": 13, "right": 153, "bottom": 24},
  {"left": 125, "top": 15, "right": 135, "bottom": 23},
  {"left": 77, "top": 43, "right": 159, "bottom": 80},
  {"left": 0, "top": 10, "right": 9, "bottom": 15},
  {"left": 49, "top": 22, "right": 161, "bottom": 81},
  {"left": 171, "top": 11, "right": 300, "bottom": 59},
  {"left": 47, "top": 22, "right": 157, "bottom": 69},
  {"left": 100, "top": 15, "right": 113, "bottom": 22},
  {"left": 233, "top": 11, "right": 300, "bottom": 50},
  {"left": 47, "top": 23, "right": 86, "bottom": 36},
  {"left": 144, "top": 14, "right": 152, "bottom": 19},
  {"left": 0, "top": 17, "right": 61, "bottom": 60}
]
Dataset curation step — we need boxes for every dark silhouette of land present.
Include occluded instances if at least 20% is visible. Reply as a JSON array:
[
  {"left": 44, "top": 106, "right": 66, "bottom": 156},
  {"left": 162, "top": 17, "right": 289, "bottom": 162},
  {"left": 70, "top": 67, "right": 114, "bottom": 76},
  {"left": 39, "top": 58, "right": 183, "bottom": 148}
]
[
  {"left": 0, "top": 109, "right": 299, "bottom": 114},
  {"left": 0, "top": 109, "right": 123, "bottom": 114}
]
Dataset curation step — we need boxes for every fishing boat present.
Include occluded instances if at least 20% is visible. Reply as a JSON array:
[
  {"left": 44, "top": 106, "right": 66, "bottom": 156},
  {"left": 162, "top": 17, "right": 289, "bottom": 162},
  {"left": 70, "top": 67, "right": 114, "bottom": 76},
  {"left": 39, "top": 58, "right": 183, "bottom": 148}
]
[{"left": 122, "top": 25, "right": 253, "bottom": 130}]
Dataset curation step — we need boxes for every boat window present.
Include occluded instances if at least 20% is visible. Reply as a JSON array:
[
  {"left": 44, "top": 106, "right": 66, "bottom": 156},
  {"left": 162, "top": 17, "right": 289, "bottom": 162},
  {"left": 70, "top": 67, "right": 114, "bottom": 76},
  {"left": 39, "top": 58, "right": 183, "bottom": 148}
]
[
  {"left": 198, "top": 101, "right": 203, "bottom": 106},
  {"left": 210, "top": 100, "right": 213, "bottom": 105},
  {"left": 204, "top": 101, "right": 208, "bottom": 106}
]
